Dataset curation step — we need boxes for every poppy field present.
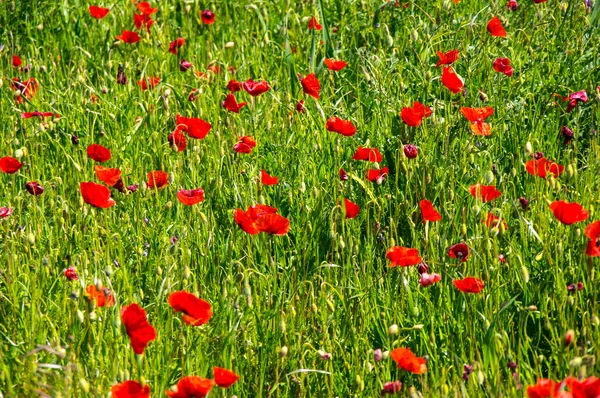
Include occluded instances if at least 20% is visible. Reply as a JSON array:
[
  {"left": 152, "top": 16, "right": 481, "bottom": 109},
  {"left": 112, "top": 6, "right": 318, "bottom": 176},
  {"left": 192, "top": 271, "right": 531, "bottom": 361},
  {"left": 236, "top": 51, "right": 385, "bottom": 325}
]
[{"left": 2, "top": 0, "right": 600, "bottom": 396}]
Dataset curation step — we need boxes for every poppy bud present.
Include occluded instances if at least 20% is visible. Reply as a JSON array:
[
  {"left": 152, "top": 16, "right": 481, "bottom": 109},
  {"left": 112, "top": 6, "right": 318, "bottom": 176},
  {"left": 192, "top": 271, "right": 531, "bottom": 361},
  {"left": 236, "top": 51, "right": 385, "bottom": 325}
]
[
  {"left": 183, "top": 266, "right": 191, "bottom": 279},
  {"left": 279, "top": 346, "right": 288, "bottom": 357},
  {"left": 535, "top": 252, "right": 543, "bottom": 261},
  {"left": 79, "top": 378, "right": 90, "bottom": 394},
  {"left": 104, "top": 265, "right": 113, "bottom": 277},
  {"left": 113, "top": 316, "right": 121, "bottom": 329},
  {"left": 460, "top": 223, "right": 467, "bottom": 236},
  {"left": 89, "top": 311, "right": 97, "bottom": 321},
  {"left": 388, "top": 324, "right": 399, "bottom": 335},
  {"left": 279, "top": 317, "right": 286, "bottom": 333},
  {"left": 403, "top": 144, "right": 418, "bottom": 159},
  {"left": 563, "top": 330, "right": 575, "bottom": 347},
  {"left": 592, "top": 315, "right": 600, "bottom": 327},
  {"left": 567, "top": 296, "right": 574, "bottom": 306},
  {"left": 525, "top": 142, "right": 533, "bottom": 156},
  {"left": 14, "top": 148, "right": 23, "bottom": 159},
  {"left": 26, "top": 232, "right": 35, "bottom": 245},
  {"left": 476, "top": 371, "right": 485, "bottom": 385},
  {"left": 479, "top": 90, "right": 489, "bottom": 102}
]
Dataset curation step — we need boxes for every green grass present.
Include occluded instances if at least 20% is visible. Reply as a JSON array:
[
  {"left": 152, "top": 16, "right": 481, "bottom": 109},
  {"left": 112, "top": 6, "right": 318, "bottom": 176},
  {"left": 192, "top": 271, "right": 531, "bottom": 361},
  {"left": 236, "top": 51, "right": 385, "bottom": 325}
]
[{"left": 1, "top": 0, "right": 600, "bottom": 396}]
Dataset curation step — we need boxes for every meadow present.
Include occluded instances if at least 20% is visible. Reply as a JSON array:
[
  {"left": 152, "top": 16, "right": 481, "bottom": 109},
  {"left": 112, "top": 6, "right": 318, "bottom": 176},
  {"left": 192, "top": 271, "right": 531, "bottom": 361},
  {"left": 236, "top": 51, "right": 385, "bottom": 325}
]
[{"left": 1, "top": 0, "right": 600, "bottom": 396}]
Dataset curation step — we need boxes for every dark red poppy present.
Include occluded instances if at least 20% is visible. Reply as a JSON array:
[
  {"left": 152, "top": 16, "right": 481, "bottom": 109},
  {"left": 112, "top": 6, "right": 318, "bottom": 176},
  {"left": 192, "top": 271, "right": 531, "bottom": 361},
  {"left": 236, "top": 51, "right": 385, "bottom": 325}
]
[
  {"left": 401, "top": 102, "right": 432, "bottom": 127},
  {"left": 111, "top": 380, "right": 151, "bottom": 398},
  {"left": 227, "top": 79, "right": 242, "bottom": 92},
  {"left": 367, "top": 167, "right": 388, "bottom": 183},
  {"left": 168, "top": 291, "right": 212, "bottom": 326},
  {"left": 0, "top": 207, "right": 13, "bottom": 218},
  {"left": 435, "top": 50, "right": 459, "bottom": 67},
  {"left": 176, "top": 115, "right": 212, "bottom": 139},
  {"left": 390, "top": 348, "right": 427, "bottom": 374},
  {"left": 63, "top": 266, "right": 78, "bottom": 281},
  {"left": 116, "top": 30, "right": 141, "bottom": 44},
  {"left": 460, "top": 107, "right": 494, "bottom": 136},
  {"left": 484, "top": 212, "right": 507, "bottom": 230},
  {"left": 300, "top": 73, "right": 320, "bottom": 99},
  {"left": 80, "top": 182, "right": 116, "bottom": 208},
  {"left": 222, "top": 94, "right": 247, "bottom": 113},
  {"left": 448, "top": 242, "right": 469, "bottom": 262},
  {"left": 168, "top": 37, "right": 185, "bottom": 54},
  {"left": 147, "top": 171, "right": 168, "bottom": 190},
  {"left": 533, "top": 0, "right": 547, "bottom": 3},
  {"left": 137, "top": 77, "right": 160, "bottom": 90},
  {"left": 487, "top": 16, "right": 507, "bottom": 37},
  {"left": 493, "top": 57, "right": 513, "bottom": 77},
  {"left": 352, "top": 146, "right": 382, "bottom": 162},
  {"left": 87, "top": 144, "right": 111, "bottom": 162},
  {"left": 525, "top": 158, "right": 564, "bottom": 178},
  {"left": 261, "top": 170, "right": 278, "bottom": 186},
  {"left": 339, "top": 168, "right": 348, "bottom": 181},
  {"left": 419, "top": 199, "right": 442, "bottom": 222},
  {"left": 25, "top": 182, "right": 44, "bottom": 196},
  {"left": 12, "top": 55, "right": 22, "bottom": 68},
  {"left": 507, "top": 0, "right": 518, "bottom": 10},
  {"left": 441, "top": 67, "right": 464, "bottom": 94},
  {"left": 89, "top": 5, "right": 109, "bottom": 19},
  {"left": 326, "top": 117, "right": 356, "bottom": 136},
  {"left": 201, "top": 9, "right": 215, "bottom": 24},
  {"left": 134, "top": 13, "right": 154, "bottom": 32},
  {"left": 117, "top": 64, "right": 128, "bottom": 84},
  {"left": 168, "top": 129, "right": 187, "bottom": 151},
  {"left": 454, "top": 277, "right": 485, "bottom": 293},
  {"left": 324, "top": 59, "right": 347, "bottom": 71},
  {"left": 11, "top": 78, "right": 39, "bottom": 103},
  {"left": 121, "top": 303, "right": 156, "bottom": 355},
  {"left": 166, "top": 376, "right": 215, "bottom": 398},
  {"left": 0, "top": 157, "right": 23, "bottom": 174},
  {"left": 136, "top": 1, "right": 158, "bottom": 15},
  {"left": 386, "top": 246, "right": 422, "bottom": 267},
  {"left": 295, "top": 100, "right": 306, "bottom": 113},
  {"left": 21, "top": 111, "right": 58, "bottom": 119},
  {"left": 344, "top": 198, "right": 360, "bottom": 219},
  {"left": 469, "top": 184, "right": 501, "bottom": 202},
  {"left": 403, "top": 144, "right": 418, "bottom": 159},
  {"left": 308, "top": 16, "right": 322, "bottom": 30},
  {"left": 179, "top": 60, "right": 192, "bottom": 72},
  {"left": 526, "top": 379, "right": 561, "bottom": 398},
  {"left": 585, "top": 221, "right": 600, "bottom": 257},
  {"left": 243, "top": 79, "right": 270, "bottom": 96},
  {"left": 564, "top": 90, "right": 588, "bottom": 113},
  {"left": 177, "top": 188, "right": 205, "bottom": 206},
  {"left": 213, "top": 367, "right": 239, "bottom": 388},
  {"left": 234, "top": 204, "right": 290, "bottom": 235},
  {"left": 94, "top": 165, "right": 122, "bottom": 187},
  {"left": 564, "top": 376, "right": 600, "bottom": 397},
  {"left": 550, "top": 201, "right": 588, "bottom": 225},
  {"left": 86, "top": 284, "right": 115, "bottom": 307}
]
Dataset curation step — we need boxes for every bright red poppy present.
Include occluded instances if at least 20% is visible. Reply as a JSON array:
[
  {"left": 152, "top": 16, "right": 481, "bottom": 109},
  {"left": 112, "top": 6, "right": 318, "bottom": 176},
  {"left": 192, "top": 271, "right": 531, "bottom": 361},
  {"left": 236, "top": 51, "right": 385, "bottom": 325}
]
[
  {"left": 147, "top": 171, "right": 169, "bottom": 189},
  {"left": 525, "top": 158, "right": 564, "bottom": 178},
  {"left": 201, "top": 9, "right": 215, "bottom": 24},
  {"left": 87, "top": 144, "right": 111, "bottom": 163},
  {"left": 419, "top": 199, "right": 442, "bottom": 222},
  {"left": 324, "top": 59, "right": 347, "bottom": 71},
  {"left": 367, "top": 167, "right": 388, "bottom": 183},
  {"left": 21, "top": 111, "right": 58, "bottom": 119},
  {"left": 401, "top": 102, "right": 432, "bottom": 127},
  {"left": 175, "top": 115, "right": 211, "bottom": 139},
  {"left": 94, "top": 166, "right": 122, "bottom": 187},
  {"left": 386, "top": 246, "right": 422, "bottom": 267},
  {"left": 234, "top": 204, "right": 290, "bottom": 235},
  {"left": 487, "top": 16, "right": 507, "bottom": 37},
  {"left": 116, "top": 30, "right": 141, "bottom": 44},
  {"left": 12, "top": 55, "right": 22, "bottom": 68},
  {"left": 435, "top": 50, "right": 459, "bottom": 67},
  {"left": 168, "top": 129, "right": 187, "bottom": 151},
  {"left": 564, "top": 376, "right": 600, "bottom": 397},
  {"left": 0, "top": 157, "right": 23, "bottom": 174},
  {"left": 326, "top": 117, "right": 356, "bottom": 136},
  {"left": 344, "top": 198, "right": 360, "bottom": 219},
  {"left": 134, "top": 13, "right": 154, "bottom": 32},
  {"left": 168, "top": 291, "right": 213, "bottom": 326},
  {"left": 121, "top": 303, "right": 156, "bottom": 355},
  {"left": 300, "top": 73, "right": 320, "bottom": 99},
  {"left": 243, "top": 79, "right": 270, "bottom": 96},
  {"left": 493, "top": 57, "right": 513, "bottom": 77},
  {"left": 448, "top": 242, "right": 469, "bottom": 262},
  {"left": 168, "top": 38, "right": 185, "bottom": 54},
  {"left": 526, "top": 379, "right": 561, "bottom": 398},
  {"left": 469, "top": 184, "right": 501, "bottom": 202},
  {"left": 233, "top": 136, "right": 256, "bottom": 154},
  {"left": 585, "top": 221, "right": 600, "bottom": 257},
  {"left": 89, "top": 5, "right": 109, "bottom": 19},
  {"left": 111, "top": 380, "right": 151, "bottom": 398},
  {"left": 227, "top": 80, "right": 242, "bottom": 92},
  {"left": 86, "top": 284, "right": 115, "bottom": 307},
  {"left": 261, "top": 170, "right": 278, "bottom": 186},
  {"left": 222, "top": 94, "right": 247, "bottom": 113},
  {"left": 80, "top": 182, "right": 116, "bottom": 208},
  {"left": 441, "top": 67, "right": 464, "bottom": 94},
  {"left": 166, "top": 376, "right": 215, "bottom": 398},
  {"left": 549, "top": 201, "right": 588, "bottom": 225},
  {"left": 137, "top": 77, "right": 160, "bottom": 90},
  {"left": 484, "top": 212, "right": 507, "bottom": 230},
  {"left": 176, "top": 188, "right": 205, "bottom": 206},
  {"left": 352, "top": 146, "right": 382, "bottom": 162},
  {"left": 136, "top": 1, "right": 158, "bottom": 15},
  {"left": 460, "top": 107, "right": 494, "bottom": 136},
  {"left": 453, "top": 277, "right": 485, "bottom": 293},
  {"left": 213, "top": 367, "right": 240, "bottom": 388},
  {"left": 308, "top": 16, "right": 322, "bottom": 30},
  {"left": 390, "top": 348, "right": 427, "bottom": 374}
]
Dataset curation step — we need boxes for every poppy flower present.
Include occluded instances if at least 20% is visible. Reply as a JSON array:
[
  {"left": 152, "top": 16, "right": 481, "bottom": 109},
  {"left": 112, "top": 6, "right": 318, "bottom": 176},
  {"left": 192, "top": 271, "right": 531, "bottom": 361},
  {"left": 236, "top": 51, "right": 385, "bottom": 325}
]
[
  {"left": 390, "top": 348, "right": 427, "bottom": 374},
  {"left": 12, "top": 55, "right": 22, "bottom": 68},
  {"left": 487, "top": 16, "right": 507, "bottom": 37},
  {"left": 549, "top": 201, "right": 588, "bottom": 225},
  {"left": 344, "top": 198, "right": 360, "bottom": 219},
  {"left": 201, "top": 9, "right": 215, "bottom": 24},
  {"left": 177, "top": 188, "right": 205, "bottom": 206},
  {"left": 401, "top": 102, "right": 432, "bottom": 127},
  {"left": 121, "top": 303, "right": 156, "bottom": 355},
  {"left": 222, "top": 94, "right": 247, "bottom": 113},
  {"left": 168, "top": 129, "right": 187, "bottom": 151},
  {"left": 234, "top": 204, "right": 290, "bottom": 235},
  {"left": 493, "top": 57, "right": 513, "bottom": 77},
  {"left": 137, "top": 77, "right": 160, "bottom": 90},
  {"left": 564, "top": 376, "right": 600, "bottom": 397},
  {"left": 179, "top": 60, "right": 192, "bottom": 72},
  {"left": 233, "top": 136, "right": 256, "bottom": 154},
  {"left": 21, "top": 111, "right": 58, "bottom": 119},
  {"left": 460, "top": 107, "right": 494, "bottom": 136},
  {"left": 533, "top": 0, "right": 547, "bottom": 3},
  {"left": 25, "top": 182, "right": 44, "bottom": 196},
  {"left": 419, "top": 273, "right": 441, "bottom": 287},
  {"left": 0, "top": 157, "right": 23, "bottom": 174},
  {"left": 324, "top": 59, "right": 347, "bottom": 71},
  {"left": 176, "top": 115, "right": 212, "bottom": 139},
  {"left": 86, "top": 284, "right": 115, "bottom": 307},
  {"left": 80, "top": 182, "right": 116, "bottom": 208},
  {"left": 87, "top": 144, "right": 111, "bottom": 163},
  {"left": 453, "top": 277, "right": 485, "bottom": 293},
  {"left": 561, "top": 126, "right": 574, "bottom": 145},
  {"left": 117, "top": 64, "right": 128, "bottom": 84},
  {"left": 507, "top": 0, "right": 518, "bottom": 10},
  {"left": 116, "top": 30, "right": 141, "bottom": 44},
  {"left": 242, "top": 79, "right": 270, "bottom": 96},
  {"left": 168, "top": 291, "right": 212, "bottom": 326},
  {"left": 525, "top": 158, "right": 564, "bottom": 178},
  {"left": 300, "top": 73, "right": 320, "bottom": 99},
  {"left": 166, "top": 376, "right": 215, "bottom": 398},
  {"left": 326, "top": 117, "right": 356, "bottom": 136},
  {"left": 308, "top": 16, "right": 322, "bottom": 30},
  {"left": 295, "top": 100, "right": 306, "bottom": 113},
  {"left": 339, "top": 168, "right": 348, "bottom": 181},
  {"left": 63, "top": 266, "right": 78, "bottom": 281},
  {"left": 367, "top": 167, "right": 388, "bottom": 183},
  {"left": 89, "top": 6, "right": 109, "bottom": 19},
  {"left": 134, "top": 13, "right": 154, "bottom": 32},
  {"left": 213, "top": 367, "right": 240, "bottom": 388},
  {"left": 441, "top": 67, "right": 464, "bottom": 94},
  {"left": 526, "top": 379, "right": 561, "bottom": 398},
  {"left": 448, "top": 242, "right": 469, "bottom": 262},
  {"left": 435, "top": 50, "right": 459, "bottom": 67},
  {"left": 403, "top": 144, "right": 418, "bottom": 159},
  {"left": 168, "top": 38, "right": 185, "bottom": 54},
  {"left": 352, "top": 146, "right": 382, "bottom": 162},
  {"left": 469, "top": 184, "right": 501, "bottom": 202},
  {"left": 147, "top": 171, "right": 168, "bottom": 190},
  {"left": 111, "top": 380, "right": 151, "bottom": 398},
  {"left": 386, "top": 246, "right": 422, "bottom": 267},
  {"left": 227, "top": 79, "right": 242, "bottom": 92},
  {"left": 584, "top": 221, "right": 600, "bottom": 257},
  {"left": 419, "top": 199, "right": 442, "bottom": 222},
  {"left": 11, "top": 78, "right": 38, "bottom": 102},
  {"left": 94, "top": 166, "right": 122, "bottom": 187},
  {"left": 261, "top": 170, "right": 278, "bottom": 186},
  {"left": 136, "top": 1, "right": 158, "bottom": 15},
  {"left": 0, "top": 207, "right": 13, "bottom": 218},
  {"left": 484, "top": 212, "right": 507, "bottom": 230},
  {"left": 565, "top": 90, "right": 588, "bottom": 113}
]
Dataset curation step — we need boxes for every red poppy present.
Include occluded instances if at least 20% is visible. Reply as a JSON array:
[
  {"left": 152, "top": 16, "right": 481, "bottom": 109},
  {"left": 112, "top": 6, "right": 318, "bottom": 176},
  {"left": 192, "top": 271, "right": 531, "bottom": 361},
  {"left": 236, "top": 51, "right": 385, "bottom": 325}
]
[
  {"left": 111, "top": 380, "right": 151, "bottom": 398},
  {"left": 213, "top": 367, "right": 240, "bottom": 388},
  {"left": 460, "top": 107, "right": 494, "bottom": 136},
  {"left": 300, "top": 73, "right": 320, "bottom": 99},
  {"left": 390, "top": 348, "right": 427, "bottom": 374},
  {"left": 168, "top": 129, "right": 187, "bottom": 151},
  {"left": 324, "top": 59, "right": 347, "bottom": 71},
  {"left": 12, "top": 55, "right": 22, "bottom": 68},
  {"left": 419, "top": 199, "right": 442, "bottom": 222},
  {"left": 166, "top": 376, "right": 215, "bottom": 398},
  {"left": 87, "top": 144, "right": 111, "bottom": 163},
  {"left": 487, "top": 16, "right": 507, "bottom": 37},
  {"left": 295, "top": 100, "right": 306, "bottom": 113},
  {"left": 134, "top": 13, "right": 154, "bottom": 32},
  {"left": 222, "top": 94, "right": 247, "bottom": 113},
  {"left": 493, "top": 57, "right": 513, "bottom": 77},
  {"left": 233, "top": 136, "right": 256, "bottom": 154},
  {"left": 564, "top": 376, "right": 600, "bottom": 397},
  {"left": 234, "top": 204, "right": 290, "bottom": 235},
  {"left": 25, "top": 182, "right": 44, "bottom": 196},
  {"left": 533, "top": 0, "right": 548, "bottom": 2},
  {"left": 168, "top": 291, "right": 212, "bottom": 326},
  {"left": 86, "top": 284, "right": 115, "bottom": 307},
  {"left": 121, "top": 303, "right": 156, "bottom": 355},
  {"left": 564, "top": 90, "right": 588, "bottom": 113},
  {"left": 89, "top": 5, "right": 109, "bottom": 19},
  {"left": 453, "top": 277, "right": 485, "bottom": 293},
  {"left": 386, "top": 247, "right": 422, "bottom": 267},
  {"left": 448, "top": 242, "right": 469, "bottom": 262},
  {"left": 550, "top": 201, "right": 588, "bottom": 225},
  {"left": 261, "top": 170, "right": 278, "bottom": 186},
  {"left": 308, "top": 16, "right": 322, "bottom": 30},
  {"left": 201, "top": 9, "right": 215, "bottom": 24},
  {"left": 0, "top": 207, "right": 13, "bottom": 218},
  {"left": 367, "top": 167, "right": 388, "bottom": 183},
  {"left": 352, "top": 146, "right": 382, "bottom": 162},
  {"left": 168, "top": 38, "right": 185, "bottom": 54},
  {"left": 526, "top": 379, "right": 562, "bottom": 398},
  {"left": 176, "top": 115, "right": 212, "bottom": 139},
  {"left": 243, "top": 79, "right": 270, "bottom": 96},
  {"left": 80, "top": 182, "right": 116, "bottom": 208},
  {"left": 344, "top": 198, "right": 360, "bottom": 219},
  {"left": 227, "top": 79, "right": 242, "bottom": 92},
  {"left": 401, "top": 102, "right": 432, "bottom": 127},
  {"left": 404, "top": 143, "right": 417, "bottom": 158},
  {"left": 137, "top": 77, "right": 160, "bottom": 90},
  {"left": 136, "top": 1, "right": 158, "bottom": 15},
  {"left": 116, "top": 30, "right": 141, "bottom": 44},
  {"left": 146, "top": 171, "right": 168, "bottom": 190},
  {"left": 441, "top": 67, "right": 464, "bottom": 94},
  {"left": 0, "top": 157, "right": 23, "bottom": 174},
  {"left": 469, "top": 184, "right": 501, "bottom": 202},
  {"left": 11, "top": 78, "right": 39, "bottom": 103},
  {"left": 484, "top": 212, "right": 507, "bottom": 230},
  {"left": 95, "top": 165, "right": 122, "bottom": 187},
  {"left": 585, "top": 221, "right": 600, "bottom": 257},
  {"left": 435, "top": 50, "right": 459, "bottom": 67},
  {"left": 525, "top": 158, "right": 564, "bottom": 178},
  {"left": 419, "top": 273, "right": 442, "bottom": 287},
  {"left": 177, "top": 188, "right": 205, "bottom": 206},
  {"left": 21, "top": 111, "right": 58, "bottom": 119},
  {"left": 339, "top": 168, "right": 348, "bottom": 181},
  {"left": 326, "top": 117, "right": 356, "bottom": 136}
]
